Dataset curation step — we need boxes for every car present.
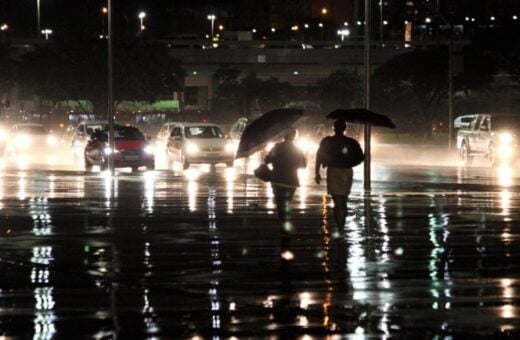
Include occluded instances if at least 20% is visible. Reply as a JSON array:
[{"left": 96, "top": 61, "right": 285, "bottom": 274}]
[
  {"left": 3, "top": 123, "right": 59, "bottom": 165},
  {"left": 157, "top": 122, "right": 234, "bottom": 169},
  {"left": 84, "top": 125, "right": 154, "bottom": 171},
  {"left": 71, "top": 120, "right": 109, "bottom": 158},
  {"left": 454, "top": 115, "right": 475, "bottom": 129}
]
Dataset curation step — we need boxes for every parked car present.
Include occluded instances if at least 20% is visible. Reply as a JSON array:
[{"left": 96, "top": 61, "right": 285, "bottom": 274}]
[
  {"left": 3, "top": 123, "right": 59, "bottom": 165},
  {"left": 71, "top": 120, "right": 108, "bottom": 158},
  {"left": 156, "top": 122, "right": 234, "bottom": 169},
  {"left": 454, "top": 114, "right": 476, "bottom": 129},
  {"left": 457, "top": 113, "right": 520, "bottom": 166},
  {"left": 84, "top": 125, "right": 154, "bottom": 171}
]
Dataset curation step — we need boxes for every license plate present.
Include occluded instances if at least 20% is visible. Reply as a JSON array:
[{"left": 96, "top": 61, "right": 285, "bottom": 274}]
[{"left": 124, "top": 155, "right": 140, "bottom": 161}]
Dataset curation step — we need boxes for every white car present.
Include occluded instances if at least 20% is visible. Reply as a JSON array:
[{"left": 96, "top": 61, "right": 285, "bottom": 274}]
[
  {"left": 3, "top": 123, "right": 59, "bottom": 165},
  {"left": 454, "top": 115, "right": 475, "bottom": 129},
  {"left": 156, "top": 122, "right": 235, "bottom": 169},
  {"left": 71, "top": 120, "right": 108, "bottom": 158}
]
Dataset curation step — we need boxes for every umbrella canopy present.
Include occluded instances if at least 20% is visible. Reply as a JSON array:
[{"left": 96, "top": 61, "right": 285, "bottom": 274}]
[
  {"left": 235, "top": 108, "right": 304, "bottom": 159},
  {"left": 327, "top": 108, "right": 396, "bottom": 128}
]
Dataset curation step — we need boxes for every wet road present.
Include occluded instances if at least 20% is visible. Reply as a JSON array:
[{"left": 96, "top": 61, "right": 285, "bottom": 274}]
[{"left": 1, "top": 162, "right": 520, "bottom": 338}]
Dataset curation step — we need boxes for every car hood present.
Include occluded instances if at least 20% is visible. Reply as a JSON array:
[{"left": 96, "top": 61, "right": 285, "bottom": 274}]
[{"left": 186, "top": 138, "right": 230, "bottom": 148}]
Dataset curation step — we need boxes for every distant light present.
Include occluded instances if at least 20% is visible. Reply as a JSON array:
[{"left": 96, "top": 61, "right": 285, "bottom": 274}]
[
  {"left": 425, "top": 17, "right": 432, "bottom": 23},
  {"left": 337, "top": 29, "right": 350, "bottom": 36},
  {"left": 490, "top": 16, "right": 496, "bottom": 21},
  {"left": 102, "top": 7, "right": 108, "bottom": 14},
  {"left": 293, "top": 71, "right": 299, "bottom": 75},
  {"left": 304, "top": 23, "right": 309, "bottom": 28},
  {"left": 0, "top": 24, "right": 8, "bottom": 31},
  {"left": 383, "top": 20, "right": 388, "bottom": 25},
  {"left": 471, "top": 17, "right": 476, "bottom": 22},
  {"left": 218, "top": 24, "right": 224, "bottom": 31},
  {"left": 192, "top": 71, "right": 197, "bottom": 75},
  {"left": 291, "top": 25, "right": 299, "bottom": 31},
  {"left": 207, "top": 14, "right": 216, "bottom": 20},
  {"left": 513, "top": 15, "right": 518, "bottom": 21},
  {"left": 138, "top": 11, "right": 146, "bottom": 19},
  {"left": 252, "top": 28, "right": 257, "bottom": 33},
  {"left": 318, "top": 23, "right": 323, "bottom": 28},
  {"left": 465, "top": 16, "right": 470, "bottom": 21},
  {"left": 321, "top": 7, "right": 328, "bottom": 15},
  {"left": 357, "top": 21, "right": 362, "bottom": 25},
  {"left": 271, "top": 27, "right": 276, "bottom": 32},
  {"left": 404, "top": 20, "right": 408, "bottom": 24},
  {"left": 344, "top": 21, "right": 349, "bottom": 26}
]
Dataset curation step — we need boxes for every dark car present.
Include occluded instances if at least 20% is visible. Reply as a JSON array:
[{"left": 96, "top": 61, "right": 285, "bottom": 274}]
[{"left": 84, "top": 125, "right": 154, "bottom": 171}]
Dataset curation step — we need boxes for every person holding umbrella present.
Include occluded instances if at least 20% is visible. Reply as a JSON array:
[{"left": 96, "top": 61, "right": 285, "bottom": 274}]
[
  {"left": 264, "top": 128, "right": 306, "bottom": 225},
  {"left": 315, "top": 119, "right": 364, "bottom": 231}
]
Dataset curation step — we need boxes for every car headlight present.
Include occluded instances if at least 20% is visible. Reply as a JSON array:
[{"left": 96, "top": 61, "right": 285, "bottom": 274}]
[
  {"left": 186, "top": 142, "right": 199, "bottom": 154},
  {"left": 225, "top": 143, "right": 235, "bottom": 153},
  {"left": 499, "top": 132, "right": 514, "bottom": 144},
  {"left": 15, "top": 135, "right": 31, "bottom": 148},
  {"left": 0, "top": 129, "right": 6, "bottom": 140},
  {"left": 144, "top": 145, "right": 154, "bottom": 154},
  {"left": 47, "top": 135, "right": 58, "bottom": 146}
]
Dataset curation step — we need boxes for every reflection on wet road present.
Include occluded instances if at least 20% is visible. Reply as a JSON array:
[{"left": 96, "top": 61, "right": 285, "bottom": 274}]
[{"left": 1, "top": 163, "right": 520, "bottom": 338}]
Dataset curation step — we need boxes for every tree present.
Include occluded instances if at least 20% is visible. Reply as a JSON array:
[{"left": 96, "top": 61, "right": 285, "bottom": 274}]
[
  {"left": 312, "top": 69, "right": 362, "bottom": 114},
  {"left": 0, "top": 44, "right": 17, "bottom": 114},
  {"left": 17, "top": 39, "right": 185, "bottom": 115},
  {"left": 372, "top": 46, "right": 496, "bottom": 137}
]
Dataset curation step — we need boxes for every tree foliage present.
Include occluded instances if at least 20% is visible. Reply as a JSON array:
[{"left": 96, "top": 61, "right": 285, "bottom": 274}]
[
  {"left": 17, "top": 39, "right": 185, "bottom": 115},
  {"left": 313, "top": 69, "right": 362, "bottom": 113}
]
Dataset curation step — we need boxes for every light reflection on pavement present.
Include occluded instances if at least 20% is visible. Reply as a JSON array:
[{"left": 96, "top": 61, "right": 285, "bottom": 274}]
[{"left": 0, "top": 163, "right": 519, "bottom": 338}]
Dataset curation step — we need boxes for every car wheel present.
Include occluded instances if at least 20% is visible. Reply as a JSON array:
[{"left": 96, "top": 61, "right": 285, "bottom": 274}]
[
  {"left": 488, "top": 143, "right": 497, "bottom": 166},
  {"left": 460, "top": 143, "right": 473, "bottom": 166}
]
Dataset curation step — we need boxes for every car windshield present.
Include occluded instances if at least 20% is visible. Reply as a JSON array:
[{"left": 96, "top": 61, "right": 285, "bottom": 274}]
[
  {"left": 185, "top": 126, "right": 224, "bottom": 139},
  {"left": 16, "top": 125, "right": 47, "bottom": 134},
  {"left": 492, "top": 116, "right": 520, "bottom": 131},
  {"left": 86, "top": 124, "right": 107, "bottom": 135},
  {"left": 91, "top": 127, "right": 145, "bottom": 142}
]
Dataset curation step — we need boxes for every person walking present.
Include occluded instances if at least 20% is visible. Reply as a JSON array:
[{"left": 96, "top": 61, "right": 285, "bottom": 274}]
[
  {"left": 265, "top": 128, "right": 306, "bottom": 224},
  {"left": 315, "top": 119, "right": 364, "bottom": 230}
]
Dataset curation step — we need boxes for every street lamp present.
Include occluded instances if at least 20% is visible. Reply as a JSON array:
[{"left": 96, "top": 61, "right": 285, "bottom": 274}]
[
  {"left": 337, "top": 28, "right": 350, "bottom": 41},
  {"left": 1, "top": 24, "right": 8, "bottom": 41},
  {"left": 138, "top": 11, "right": 146, "bottom": 35},
  {"left": 101, "top": 6, "right": 108, "bottom": 38},
  {"left": 41, "top": 28, "right": 52, "bottom": 40},
  {"left": 207, "top": 14, "right": 216, "bottom": 38},
  {"left": 36, "top": 0, "right": 41, "bottom": 39}
]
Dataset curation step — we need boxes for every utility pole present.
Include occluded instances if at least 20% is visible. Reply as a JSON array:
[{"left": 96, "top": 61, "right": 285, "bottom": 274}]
[{"left": 363, "top": 0, "right": 371, "bottom": 191}]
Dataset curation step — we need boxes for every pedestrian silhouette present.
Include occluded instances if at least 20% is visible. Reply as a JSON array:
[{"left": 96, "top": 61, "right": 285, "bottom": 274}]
[
  {"left": 264, "top": 128, "right": 306, "bottom": 225},
  {"left": 315, "top": 119, "right": 364, "bottom": 231}
]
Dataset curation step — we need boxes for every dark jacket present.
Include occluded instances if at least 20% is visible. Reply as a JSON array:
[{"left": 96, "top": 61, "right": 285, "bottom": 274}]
[
  {"left": 316, "top": 134, "right": 364, "bottom": 169},
  {"left": 265, "top": 141, "right": 306, "bottom": 187}
]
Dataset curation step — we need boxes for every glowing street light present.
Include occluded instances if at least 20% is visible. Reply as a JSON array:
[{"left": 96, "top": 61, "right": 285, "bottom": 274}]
[
  {"left": 41, "top": 28, "right": 52, "bottom": 40},
  {"left": 36, "top": 0, "right": 41, "bottom": 39},
  {"left": 101, "top": 7, "right": 108, "bottom": 38},
  {"left": 337, "top": 28, "right": 350, "bottom": 41},
  {"left": 138, "top": 11, "right": 146, "bottom": 35},
  {"left": 207, "top": 14, "right": 216, "bottom": 38}
]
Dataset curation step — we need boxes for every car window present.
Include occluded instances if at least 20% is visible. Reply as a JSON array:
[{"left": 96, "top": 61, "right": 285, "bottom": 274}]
[
  {"left": 86, "top": 125, "right": 107, "bottom": 135},
  {"left": 114, "top": 128, "right": 145, "bottom": 140},
  {"left": 480, "top": 118, "right": 490, "bottom": 130},
  {"left": 185, "top": 126, "right": 224, "bottom": 139},
  {"left": 470, "top": 116, "right": 481, "bottom": 130},
  {"left": 171, "top": 127, "right": 181, "bottom": 137}
]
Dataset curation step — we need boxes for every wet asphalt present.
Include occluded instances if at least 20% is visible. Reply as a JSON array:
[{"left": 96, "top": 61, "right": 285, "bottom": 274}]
[{"left": 1, "top": 158, "right": 520, "bottom": 339}]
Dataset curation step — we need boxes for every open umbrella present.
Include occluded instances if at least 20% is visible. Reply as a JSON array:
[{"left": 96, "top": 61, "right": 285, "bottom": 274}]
[
  {"left": 235, "top": 108, "right": 303, "bottom": 159},
  {"left": 327, "top": 108, "right": 396, "bottom": 128}
]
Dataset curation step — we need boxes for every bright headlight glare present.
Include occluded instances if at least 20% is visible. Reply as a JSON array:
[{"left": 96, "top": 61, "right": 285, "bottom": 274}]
[
  {"left": 498, "top": 145, "right": 513, "bottom": 159},
  {"left": 104, "top": 147, "right": 112, "bottom": 155},
  {"left": 186, "top": 142, "right": 199, "bottom": 154},
  {"left": 266, "top": 142, "right": 274, "bottom": 151},
  {"left": 499, "top": 133, "right": 514, "bottom": 143},
  {"left": 144, "top": 145, "right": 154, "bottom": 154},
  {"left": 296, "top": 138, "right": 310, "bottom": 151},
  {"left": 225, "top": 143, "right": 235, "bottom": 153},
  {"left": 15, "top": 135, "right": 31, "bottom": 148},
  {"left": 47, "top": 135, "right": 57, "bottom": 146},
  {"left": 0, "top": 129, "right": 5, "bottom": 140}
]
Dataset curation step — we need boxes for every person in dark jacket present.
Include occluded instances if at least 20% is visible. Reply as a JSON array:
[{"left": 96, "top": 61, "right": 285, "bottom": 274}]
[
  {"left": 264, "top": 128, "right": 307, "bottom": 224},
  {"left": 315, "top": 119, "right": 364, "bottom": 230}
]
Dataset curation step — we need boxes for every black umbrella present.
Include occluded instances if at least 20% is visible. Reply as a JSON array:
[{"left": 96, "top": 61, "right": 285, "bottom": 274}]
[
  {"left": 235, "top": 108, "right": 304, "bottom": 159},
  {"left": 327, "top": 108, "right": 396, "bottom": 128}
]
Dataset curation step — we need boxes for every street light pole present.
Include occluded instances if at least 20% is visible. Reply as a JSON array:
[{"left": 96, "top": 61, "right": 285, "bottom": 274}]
[
  {"left": 363, "top": 0, "right": 372, "bottom": 191},
  {"left": 108, "top": 0, "right": 115, "bottom": 173},
  {"left": 138, "top": 11, "right": 146, "bottom": 36},
  {"left": 37, "top": 0, "right": 41, "bottom": 39},
  {"left": 207, "top": 14, "right": 216, "bottom": 38}
]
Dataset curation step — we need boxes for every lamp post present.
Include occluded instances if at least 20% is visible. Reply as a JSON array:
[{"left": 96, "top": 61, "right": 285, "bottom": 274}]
[
  {"left": 207, "top": 14, "right": 216, "bottom": 38},
  {"left": 41, "top": 28, "right": 52, "bottom": 40},
  {"left": 108, "top": 0, "right": 114, "bottom": 173},
  {"left": 363, "top": 0, "right": 372, "bottom": 191},
  {"left": 138, "top": 11, "right": 146, "bottom": 35},
  {"left": 101, "top": 6, "right": 108, "bottom": 38},
  {"left": 36, "top": 0, "right": 41, "bottom": 39}
]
